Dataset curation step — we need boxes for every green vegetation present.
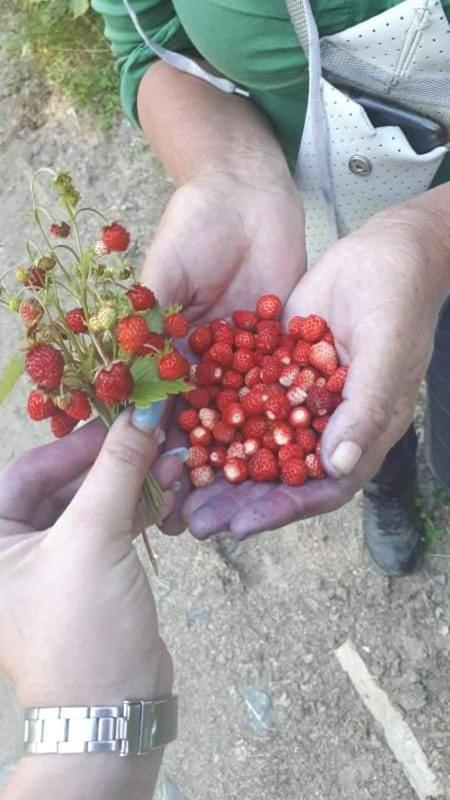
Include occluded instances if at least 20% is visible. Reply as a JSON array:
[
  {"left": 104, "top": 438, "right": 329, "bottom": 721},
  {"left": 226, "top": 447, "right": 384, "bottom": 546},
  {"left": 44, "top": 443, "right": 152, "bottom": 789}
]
[
  {"left": 416, "top": 487, "right": 450, "bottom": 550},
  {"left": 3, "top": 0, "right": 120, "bottom": 128}
]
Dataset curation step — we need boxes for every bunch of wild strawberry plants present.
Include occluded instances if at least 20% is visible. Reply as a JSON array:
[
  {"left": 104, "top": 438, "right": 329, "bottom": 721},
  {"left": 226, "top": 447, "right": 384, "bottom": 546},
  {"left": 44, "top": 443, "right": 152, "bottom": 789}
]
[{"left": 0, "top": 169, "right": 192, "bottom": 568}]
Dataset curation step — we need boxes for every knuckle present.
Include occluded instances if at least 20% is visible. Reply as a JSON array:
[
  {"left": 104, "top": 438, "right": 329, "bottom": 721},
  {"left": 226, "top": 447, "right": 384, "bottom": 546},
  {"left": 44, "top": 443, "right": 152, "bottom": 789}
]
[{"left": 100, "top": 441, "right": 148, "bottom": 473}]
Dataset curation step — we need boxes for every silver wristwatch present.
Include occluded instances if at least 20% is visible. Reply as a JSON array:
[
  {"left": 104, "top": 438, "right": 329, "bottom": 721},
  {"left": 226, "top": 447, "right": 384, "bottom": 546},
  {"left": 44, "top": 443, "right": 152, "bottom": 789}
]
[{"left": 23, "top": 697, "right": 178, "bottom": 756}]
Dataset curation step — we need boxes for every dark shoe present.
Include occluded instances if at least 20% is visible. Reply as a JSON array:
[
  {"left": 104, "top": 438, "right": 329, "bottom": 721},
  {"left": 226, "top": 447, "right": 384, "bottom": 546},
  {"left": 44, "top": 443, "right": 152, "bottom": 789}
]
[{"left": 363, "top": 481, "right": 423, "bottom": 576}]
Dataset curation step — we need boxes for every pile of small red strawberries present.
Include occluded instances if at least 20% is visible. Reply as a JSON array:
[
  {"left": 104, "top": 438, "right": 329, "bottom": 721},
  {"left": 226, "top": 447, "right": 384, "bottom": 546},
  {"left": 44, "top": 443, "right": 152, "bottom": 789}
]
[{"left": 177, "top": 294, "right": 347, "bottom": 488}]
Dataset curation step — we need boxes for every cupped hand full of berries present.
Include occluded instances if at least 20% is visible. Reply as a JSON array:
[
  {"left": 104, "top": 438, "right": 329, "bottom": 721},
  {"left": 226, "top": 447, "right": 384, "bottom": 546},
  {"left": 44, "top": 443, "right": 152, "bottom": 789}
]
[{"left": 181, "top": 207, "right": 445, "bottom": 539}]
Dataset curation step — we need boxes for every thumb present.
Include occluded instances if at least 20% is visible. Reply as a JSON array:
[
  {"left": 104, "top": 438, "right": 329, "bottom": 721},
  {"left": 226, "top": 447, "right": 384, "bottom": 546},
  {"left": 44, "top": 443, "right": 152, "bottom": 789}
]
[{"left": 59, "top": 406, "right": 163, "bottom": 542}]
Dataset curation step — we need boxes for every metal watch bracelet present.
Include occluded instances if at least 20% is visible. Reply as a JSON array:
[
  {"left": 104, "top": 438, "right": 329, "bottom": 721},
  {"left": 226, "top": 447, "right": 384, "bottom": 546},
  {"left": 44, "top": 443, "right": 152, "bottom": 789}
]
[{"left": 23, "top": 697, "right": 178, "bottom": 756}]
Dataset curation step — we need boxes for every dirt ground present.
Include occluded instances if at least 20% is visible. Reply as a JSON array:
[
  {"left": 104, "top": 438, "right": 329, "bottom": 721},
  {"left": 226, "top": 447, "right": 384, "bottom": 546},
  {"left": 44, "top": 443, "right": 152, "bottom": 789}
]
[{"left": 0, "top": 54, "right": 449, "bottom": 800}]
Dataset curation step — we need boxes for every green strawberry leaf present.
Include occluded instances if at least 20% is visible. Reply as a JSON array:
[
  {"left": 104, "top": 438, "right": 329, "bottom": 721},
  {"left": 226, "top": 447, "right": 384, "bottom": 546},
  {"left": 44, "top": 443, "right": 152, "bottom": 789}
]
[
  {"left": 130, "top": 356, "right": 158, "bottom": 384},
  {"left": 131, "top": 378, "right": 191, "bottom": 408},
  {"left": 145, "top": 303, "right": 164, "bottom": 334},
  {"left": 0, "top": 353, "right": 25, "bottom": 406}
]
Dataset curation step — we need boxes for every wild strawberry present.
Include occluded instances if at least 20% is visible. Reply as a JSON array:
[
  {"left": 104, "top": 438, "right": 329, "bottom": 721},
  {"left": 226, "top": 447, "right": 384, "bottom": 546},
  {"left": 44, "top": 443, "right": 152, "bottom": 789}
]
[
  {"left": 262, "top": 430, "right": 279, "bottom": 451},
  {"left": 213, "top": 420, "right": 235, "bottom": 444},
  {"left": 224, "top": 457, "right": 248, "bottom": 484},
  {"left": 281, "top": 458, "right": 309, "bottom": 486},
  {"left": 20, "top": 299, "right": 42, "bottom": 329},
  {"left": 208, "top": 342, "right": 233, "bottom": 366},
  {"left": 255, "top": 329, "right": 281, "bottom": 354},
  {"left": 289, "top": 407, "right": 312, "bottom": 429},
  {"left": 256, "top": 319, "right": 283, "bottom": 336},
  {"left": 94, "top": 240, "right": 109, "bottom": 257},
  {"left": 272, "top": 346, "right": 292, "bottom": 365},
  {"left": 209, "top": 447, "right": 227, "bottom": 469},
  {"left": 90, "top": 306, "right": 117, "bottom": 332},
  {"left": 50, "top": 221, "right": 70, "bottom": 238},
  {"left": 51, "top": 412, "right": 77, "bottom": 438},
  {"left": 327, "top": 366, "right": 348, "bottom": 393},
  {"left": 196, "top": 361, "right": 223, "bottom": 385},
  {"left": 242, "top": 386, "right": 267, "bottom": 416},
  {"left": 248, "top": 448, "right": 279, "bottom": 481},
  {"left": 279, "top": 364, "right": 299, "bottom": 387},
  {"left": 243, "top": 417, "right": 267, "bottom": 439},
  {"left": 178, "top": 408, "right": 199, "bottom": 431},
  {"left": 65, "top": 389, "right": 92, "bottom": 421},
  {"left": 315, "top": 377, "right": 327, "bottom": 388},
  {"left": 186, "top": 445, "right": 210, "bottom": 468},
  {"left": 295, "top": 428, "right": 317, "bottom": 453},
  {"left": 190, "top": 465, "right": 214, "bottom": 488},
  {"left": 273, "top": 422, "right": 294, "bottom": 447},
  {"left": 102, "top": 222, "right": 130, "bottom": 252},
  {"left": 260, "top": 357, "right": 282, "bottom": 384},
  {"left": 135, "top": 332, "right": 165, "bottom": 357},
  {"left": 266, "top": 382, "right": 285, "bottom": 399},
  {"left": 306, "top": 385, "right": 336, "bottom": 417},
  {"left": 234, "top": 330, "right": 255, "bottom": 350},
  {"left": 187, "top": 387, "right": 210, "bottom": 409},
  {"left": 126, "top": 284, "right": 156, "bottom": 311},
  {"left": 190, "top": 426, "right": 212, "bottom": 447},
  {"left": 164, "top": 312, "right": 189, "bottom": 339},
  {"left": 244, "top": 366, "right": 261, "bottom": 388},
  {"left": 280, "top": 335, "right": 296, "bottom": 352},
  {"left": 95, "top": 362, "right": 134, "bottom": 404},
  {"left": 309, "top": 341, "right": 338, "bottom": 376},
  {"left": 292, "top": 341, "right": 311, "bottom": 367},
  {"left": 222, "top": 403, "right": 246, "bottom": 428},
  {"left": 65, "top": 307, "right": 87, "bottom": 334},
  {"left": 24, "top": 268, "right": 46, "bottom": 288},
  {"left": 243, "top": 437, "right": 260, "bottom": 457},
  {"left": 216, "top": 388, "right": 239, "bottom": 411},
  {"left": 26, "top": 344, "right": 64, "bottom": 390},
  {"left": 296, "top": 367, "right": 319, "bottom": 391},
  {"left": 323, "top": 329, "right": 335, "bottom": 345},
  {"left": 256, "top": 294, "right": 282, "bottom": 320},
  {"left": 199, "top": 407, "right": 220, "bottom": 430},
  {"left": 222, "top": 370, "right": 243, "bottom": 389},
  {"left": 27, "top": 390, "right": 57, "bottom": 421},
  {"left": 232, "top": 310, "right": 258, "bottom": 331},
  {"left": 287, "top": 316, "right": 305, "bottom": 340},
  {"left": 312, "top": 416, "right": 330, "bottom": 434},
  {"left": 278, "top": 443, "right": 305, "bottom": 464},
  {"left": 238, "top": 386, "right": 250, "bottom": 400},
  {"left": 212, "top": 321, "right": 235, "bottom": 345},
  {"left": 189, "top": 325, "right": 212, "bottom": 354},
  {"left": 158, "top": 349, "right": 190, "bottom": 380},
  {"left": 265, "top": 394, "right": 290, "bottom": 421},
  {"left": 286, "top": 386, "right": 307, "bottom": 407},
  {"left": 305, "top": 453, "right": 326, "bottom": 479},
  {"left": 227, "top": 442, "right": 246, "bottom": 460},
  {"left": 297, "top": 315, "right": 327, "bottom": 343},
  {"left": 117, "top": 315, "right": 150, "bottom": 354},
  {"left": 232, "top": 349, "right": 255, "bottom": 374}
]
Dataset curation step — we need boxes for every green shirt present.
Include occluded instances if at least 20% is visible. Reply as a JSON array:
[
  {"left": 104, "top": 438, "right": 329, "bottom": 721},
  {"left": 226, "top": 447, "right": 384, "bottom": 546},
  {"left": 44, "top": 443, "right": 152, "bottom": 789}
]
[{"left": 92, "top": 0, "right": 450, "bottom": 182}]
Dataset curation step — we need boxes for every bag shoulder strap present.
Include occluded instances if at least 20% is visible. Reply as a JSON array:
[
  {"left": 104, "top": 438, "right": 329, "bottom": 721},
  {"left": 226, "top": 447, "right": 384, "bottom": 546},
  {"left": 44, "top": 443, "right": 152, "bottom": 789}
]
[{"left": 284, "top": 0, "right": 310, "bottom": 55}]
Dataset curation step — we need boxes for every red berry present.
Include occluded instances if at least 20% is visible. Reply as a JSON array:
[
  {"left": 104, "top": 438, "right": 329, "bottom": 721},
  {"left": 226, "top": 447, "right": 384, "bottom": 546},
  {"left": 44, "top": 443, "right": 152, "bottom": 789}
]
[
  {"left": 232, "top": 310, "right": 258, "bottom": 331},
  {"left": 305, "top": 453, "right": 326, "bottom": 479},
  {"left": 65, "top": 307, "right": 87, "bottom": 334},
  {"left": 327, "top": 366, "right": 348, "bottom": 393},
  {"left": 208, "top": 342, "right": 233, "bottom": 366},
  {"left": 117, "top": 315, "right": 149, "bottom": 354},
  {"left": 189, "top": 325, "right": 212, "bottom": 354},
  {"left": 23, "top": 268, "right": 45, "bottom": 288},
  {"left": 306, "top": 385, "right": 336, "bottom": 417},
  {"left": 289, "top": 407, "right": 312, "bottom": 429},
  {"left": 213, "top": 420, "right": 235, "bottom": 444},
  {"left": 256, "top": 319, "right": 283, "bottom": 335},
  {"left": 312, "top": 416, "right": 330, "bottom": 434},
  {"left": 135, "top": 332, "right": 165, "bottom": 357},
  {"left": 51, "top": 413, "right": 77, "bottom": 438},
  {"left": 281, "top": 458, "right": 309, "bottom": 486},
  {"left": 243, "top": 417, "right": 267, "bottom": 439},
  {"left": 292, "top": 341, "right": 311, "bottom": 367},
  {"left": 65, "top": 389, "right": 92, "bottom": 421},
  {"left": 273, "top": 422, "right": 294, "bottom": 447},
  {"left": 196, "top": 361, "right": 223, "bottom": 385},
  {"left": 241, "top": 386, "right": 267, "bottom": 416},
  {"left": 244, "top": 366, "right": 261, "bottom": 388},
  {"left": 232, "top": 349, "right": 256, "bottom": 374},
  {"left": 297, "top": 315, "right": 328, "bottom": 343},
  {"left": 158, "top": 349, "right": 190, "bottom": 380},
  {"left": 262, "top": 430, "right": 279, "bottom": 451},
  {"left": 260, "top": 357, "right": 282, "bottom": 384},
  {"left": 224, "top": 457, "right": 248, "bottom": 484},
  {"left": 278, "top": 443, "right": 305, "bottom": 464},
  {"left": 199, "top": 407, "right": 220, "bottom": 430},
  {"left": 265, "top": 393, "right": 290, "bottom": 421},
  {"left": 102, "top": 222, "right": 130, "bottom": 252},
  {"left": 272, "top": 346, "right": 292, "bottom": 365},
  {"left": 243, "top": 437, "right": 260, "bottom": 457},
  {"left": 286, "top": 386, "right": 307, "bottom": 407},
  {"left": 256, "top": 294, "right": 282, "bottom": 320},
  {"left": 309, "top": 341, "right": 338, "bottom": 376},
  {"left": 178, "top": 408, "right": 199, "bottom": 431},
  {"left": 323, "top": 329, "right": 335, "bottom": 345},
  {"left": 186, "top": 445, "right": 209, "bottom": 468},
  {"left": 248, "top": 448, "right": 279, "bottom": 481},
  {"left": 227, "top": 442, "right": 246, "bottom": 460},
  {"left": 255, "top": 329, "right": 281, "bottom": 354},
  {"left": 315, "top": 377, "right": 327, "bottom": 388},
  {"left": 164, "top": 312, "right": 189, "bottom": 339},
  {"left": 186, "top": 387, "right": 211, "bottom": 409},
  {"left": 27, "top": 390, "right": 57, "bottom": 421},
  {"left": 216, "top": 388, "right": 239, "bottom": 411},
  {"left": 209, "top": 447, "right": 227, "bottom": 469},
  {"left": 127, "top": 284, "right": 156, "bottom": 311},
  {"left": 295, "top": 428, "right": 317, "bottom": 453},
  {"left": 20, "top": 299, "right": 42, "bottom": 329},
  {"left": 279, "top": 364, "right": 299, "bottom": 387},
  {"left": 222, "top": 370, "right": 243, "bottom": 389},
  {"left": 190, "top": 465, "right": 214, "bottom": 488},
  {"left": 189, "top": 426, "right": 212, "bottom": 447},
  {"left": 296, "top": 367, "right": 319, "bottom": 391},
  {"left": 234, "top": 330, "right": 255, "bottom": 350},
  {"left": 223, "top": 403, "right": 246, "bottom": 428},
  {"left": 50, "top": 221, "right": 70, "bottom": 238},
  {"left": 95, "top": 362, "right": 134, "bottom": 404},
  {"left": 26, "top": 344, "right": 64, "bottom": 390},
  {"left": 208, "top": 385, "right": 220, "bottom": 401},
  {"left": 212, "top": 321, "right": 234, "bottom": 345},
  {"left": 288, "top": 316, "right": 305, "bottom": 340}
]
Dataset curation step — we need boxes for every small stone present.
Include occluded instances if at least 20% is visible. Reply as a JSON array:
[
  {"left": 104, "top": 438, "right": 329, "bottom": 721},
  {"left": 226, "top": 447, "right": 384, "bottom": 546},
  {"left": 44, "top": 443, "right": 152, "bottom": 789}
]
[
  {"left": 241, "top": 685, "right": 274, "bottom": 734},
  {"left": 185, "top": 604, "right": 210, "bottom": 626},
  {"left": 160, "top": 777, "right": 185, "bottom": 800}
]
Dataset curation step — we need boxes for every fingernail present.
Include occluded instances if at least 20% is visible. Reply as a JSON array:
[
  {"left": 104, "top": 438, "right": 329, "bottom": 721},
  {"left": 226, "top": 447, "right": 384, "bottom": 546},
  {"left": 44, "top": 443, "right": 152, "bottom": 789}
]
[
  {"left": 171, "top": 480, "right": 182, "bottom": 493},
  {"left": 164, "top": 447, "right": 189, "bottom": 463},
  {"left": 132, "top": 400, "right": 166, "bottom": 432},
  {"left": 158, "top": 430, "right": 166, "bottom": 446},
  {"left": 329, "top": 440, "right": 362, "bottom": 476}
]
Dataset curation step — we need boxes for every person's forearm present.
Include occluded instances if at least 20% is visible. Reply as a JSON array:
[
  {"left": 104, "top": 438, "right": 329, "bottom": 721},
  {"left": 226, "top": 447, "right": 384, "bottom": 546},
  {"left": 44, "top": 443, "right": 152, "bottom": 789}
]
[
  {"left": 4, "top": 753, "right": 161, "bottom": 800},
  {"left": 137, "top": 60, "right": 293, "bottom": 189}
]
